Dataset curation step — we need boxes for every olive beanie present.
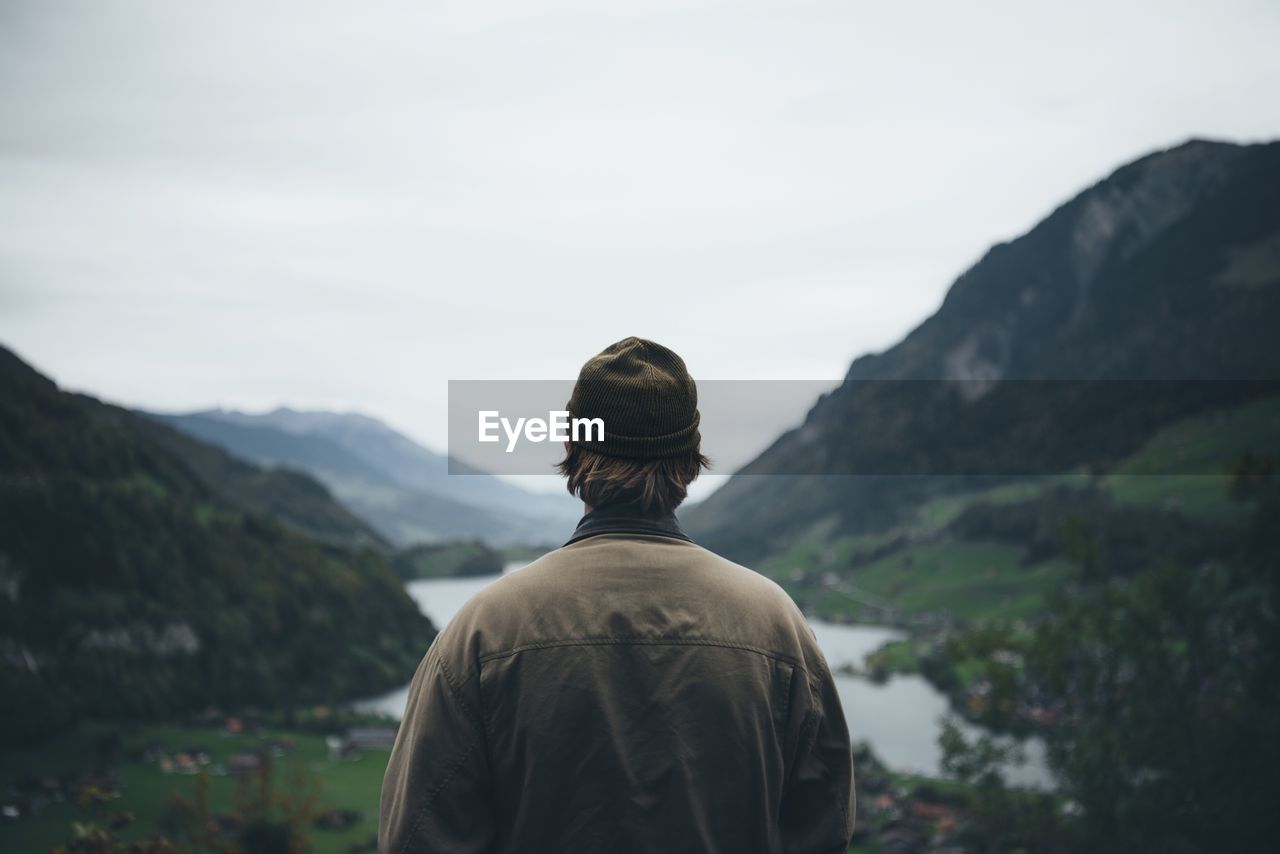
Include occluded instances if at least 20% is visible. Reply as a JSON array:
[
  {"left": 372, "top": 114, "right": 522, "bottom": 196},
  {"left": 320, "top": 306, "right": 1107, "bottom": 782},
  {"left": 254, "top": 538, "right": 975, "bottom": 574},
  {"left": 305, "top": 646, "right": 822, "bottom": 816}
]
[{"left": 567, "top": 337, "right": 701, "bottom": 459}]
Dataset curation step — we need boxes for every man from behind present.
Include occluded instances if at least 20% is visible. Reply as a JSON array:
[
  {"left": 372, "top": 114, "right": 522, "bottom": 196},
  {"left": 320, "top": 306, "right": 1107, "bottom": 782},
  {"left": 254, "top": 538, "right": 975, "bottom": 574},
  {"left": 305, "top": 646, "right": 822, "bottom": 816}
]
[{"left": 380, "top": 336, "right": 855, "bottom": 853}]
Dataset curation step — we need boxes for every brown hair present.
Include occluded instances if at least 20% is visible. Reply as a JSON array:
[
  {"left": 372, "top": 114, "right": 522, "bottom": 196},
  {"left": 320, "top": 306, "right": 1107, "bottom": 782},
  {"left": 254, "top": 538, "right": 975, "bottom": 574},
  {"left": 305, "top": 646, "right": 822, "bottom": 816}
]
[{"left": 557, "top": 444, "right": 710, "bottom": 514}]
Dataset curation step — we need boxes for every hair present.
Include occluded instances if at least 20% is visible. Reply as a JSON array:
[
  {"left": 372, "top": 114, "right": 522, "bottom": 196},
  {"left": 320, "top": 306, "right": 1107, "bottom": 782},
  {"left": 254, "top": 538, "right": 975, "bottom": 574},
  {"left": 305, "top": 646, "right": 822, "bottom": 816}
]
[{"left": 557, "top": 444, "right": 710, "bottom": 514}]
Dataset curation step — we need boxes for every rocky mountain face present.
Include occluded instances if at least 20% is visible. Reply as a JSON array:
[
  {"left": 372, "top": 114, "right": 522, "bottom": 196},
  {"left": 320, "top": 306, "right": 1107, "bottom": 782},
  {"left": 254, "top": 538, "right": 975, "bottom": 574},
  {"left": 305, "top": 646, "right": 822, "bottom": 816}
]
[
  {"left": 157, "top": 408, "right": 579, "bottom": 548},
  {"left": 686, "top": 139, "right": 1280, "bottom": 563},
  {"left": 845, "top": 140, "right": 1274, "bottom": 384}
]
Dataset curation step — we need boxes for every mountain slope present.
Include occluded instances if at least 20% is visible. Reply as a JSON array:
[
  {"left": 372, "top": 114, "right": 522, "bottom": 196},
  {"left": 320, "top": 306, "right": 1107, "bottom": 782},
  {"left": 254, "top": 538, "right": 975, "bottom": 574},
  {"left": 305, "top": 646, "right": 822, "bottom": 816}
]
[
  {"left": 686, "top": 139, "right": 1280, "bottom": 565},
  {"left": 130, "top": 416, "right": 386, "bottom": 551},
  {"left": 0, "top": 346, "right": 435, "bottom": 741},
  {"left": 159, "top": 408, "right": 578, "bottom": 547}
]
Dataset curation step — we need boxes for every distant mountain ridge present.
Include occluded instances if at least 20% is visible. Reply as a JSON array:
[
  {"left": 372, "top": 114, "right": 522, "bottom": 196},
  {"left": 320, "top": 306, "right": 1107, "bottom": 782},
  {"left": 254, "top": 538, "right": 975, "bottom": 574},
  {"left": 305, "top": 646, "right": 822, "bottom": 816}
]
[
  {"left": 156, "top": 407, "right": 578, "bottom": 547},
  {"left": 686, "top": 138, "right": 1280, "bottom": 563}
]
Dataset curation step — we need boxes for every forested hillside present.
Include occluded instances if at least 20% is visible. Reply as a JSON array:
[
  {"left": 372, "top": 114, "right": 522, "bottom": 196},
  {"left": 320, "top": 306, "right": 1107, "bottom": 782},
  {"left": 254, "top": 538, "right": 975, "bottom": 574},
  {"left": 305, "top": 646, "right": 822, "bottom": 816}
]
[{"left": 0, "top": 347, "right": 436, "bottom": 743}]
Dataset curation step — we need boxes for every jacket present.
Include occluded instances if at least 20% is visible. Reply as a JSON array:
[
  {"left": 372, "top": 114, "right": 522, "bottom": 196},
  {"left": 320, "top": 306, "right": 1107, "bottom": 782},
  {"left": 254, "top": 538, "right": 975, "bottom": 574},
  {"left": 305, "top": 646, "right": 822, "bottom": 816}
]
[{"left": 379, "top": 503, "right": 855, "bottom": 853}]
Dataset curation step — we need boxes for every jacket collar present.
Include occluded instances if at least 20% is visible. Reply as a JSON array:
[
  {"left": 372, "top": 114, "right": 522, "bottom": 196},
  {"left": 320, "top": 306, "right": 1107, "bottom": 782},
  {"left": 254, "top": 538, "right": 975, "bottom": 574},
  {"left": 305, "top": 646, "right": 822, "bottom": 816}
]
[{"left": 564, "top": 501, "right": 693, "bottom": 546}]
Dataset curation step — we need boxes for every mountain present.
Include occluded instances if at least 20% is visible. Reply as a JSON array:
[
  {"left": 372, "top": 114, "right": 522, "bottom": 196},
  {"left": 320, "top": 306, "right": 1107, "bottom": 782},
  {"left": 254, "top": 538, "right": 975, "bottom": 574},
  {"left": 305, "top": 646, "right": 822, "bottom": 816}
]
[
  {"left": 686, "top": 139, "right": 1280, "bottom": 576},
  {"left": 0, "top": 346, "right": 436, "bottom": 742},
  {"left": 155, "top": 409, "right": 578, "bottom": 547},
  {"left": 129, "top": 414, "right": 386, "bottom": 552}
]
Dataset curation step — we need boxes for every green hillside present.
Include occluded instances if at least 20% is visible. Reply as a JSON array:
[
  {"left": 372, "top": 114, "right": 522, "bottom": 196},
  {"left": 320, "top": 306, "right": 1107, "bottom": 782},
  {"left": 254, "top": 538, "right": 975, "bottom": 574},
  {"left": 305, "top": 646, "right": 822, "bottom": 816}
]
[
  {"left": 391, "top": 539, "right": 506, "bottom": 580},
  {"left": 0, "top": 346, "right": 436, "bottom": 744},
  {"left": 759, "top": 394, "right": 1280, "bottom": 624}
]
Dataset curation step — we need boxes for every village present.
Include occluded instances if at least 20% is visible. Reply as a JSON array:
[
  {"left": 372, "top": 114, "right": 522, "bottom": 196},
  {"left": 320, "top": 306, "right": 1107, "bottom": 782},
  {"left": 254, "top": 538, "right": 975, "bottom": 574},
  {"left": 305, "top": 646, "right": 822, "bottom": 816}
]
[{"left": 0, "top": 708, "right": 403, "bottom": 852}]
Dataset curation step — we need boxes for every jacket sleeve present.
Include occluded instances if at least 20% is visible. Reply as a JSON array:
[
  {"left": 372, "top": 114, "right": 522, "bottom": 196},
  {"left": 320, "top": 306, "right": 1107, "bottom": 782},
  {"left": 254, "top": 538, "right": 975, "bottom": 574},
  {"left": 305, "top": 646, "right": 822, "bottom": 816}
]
[
  {"left": 779, "top": 656, "right": 856, "bottom": 853},
  {"left": 379, "top": 635, "right": 495, "bottom": 854}
]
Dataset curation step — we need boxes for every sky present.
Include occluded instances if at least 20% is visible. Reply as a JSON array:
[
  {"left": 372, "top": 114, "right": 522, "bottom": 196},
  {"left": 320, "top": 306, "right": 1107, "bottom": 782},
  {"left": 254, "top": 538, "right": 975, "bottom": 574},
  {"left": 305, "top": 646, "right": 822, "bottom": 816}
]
[{"left": 2, "top": 0, "right": 1279, "bottom": 479}]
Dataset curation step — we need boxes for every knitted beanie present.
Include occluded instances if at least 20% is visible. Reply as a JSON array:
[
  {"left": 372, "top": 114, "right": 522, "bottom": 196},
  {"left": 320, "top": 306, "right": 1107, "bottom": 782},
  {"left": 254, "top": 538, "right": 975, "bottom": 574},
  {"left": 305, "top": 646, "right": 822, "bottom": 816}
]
[{"left": 566, "top": 337, "right": 701, "bottom": 459}]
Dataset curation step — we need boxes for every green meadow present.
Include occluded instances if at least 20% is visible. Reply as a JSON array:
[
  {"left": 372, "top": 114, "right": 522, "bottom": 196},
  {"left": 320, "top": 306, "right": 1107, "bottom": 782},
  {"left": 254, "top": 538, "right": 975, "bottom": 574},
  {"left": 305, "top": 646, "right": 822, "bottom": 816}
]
[{"left": 0, "top": 721, "right": 390, "bottom": 853}]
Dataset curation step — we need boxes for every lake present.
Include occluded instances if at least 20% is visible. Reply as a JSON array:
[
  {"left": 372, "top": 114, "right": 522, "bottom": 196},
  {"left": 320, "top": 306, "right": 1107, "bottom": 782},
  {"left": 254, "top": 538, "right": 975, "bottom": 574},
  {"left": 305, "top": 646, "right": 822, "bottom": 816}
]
[{"left": 357, "top": 563, "right": 1049, "bottom": 787}]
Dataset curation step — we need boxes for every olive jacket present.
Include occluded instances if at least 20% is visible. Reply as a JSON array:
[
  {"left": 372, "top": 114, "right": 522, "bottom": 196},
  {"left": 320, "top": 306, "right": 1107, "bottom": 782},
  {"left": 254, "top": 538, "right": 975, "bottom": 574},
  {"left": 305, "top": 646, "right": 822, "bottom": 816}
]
[{"left": 378, "top": 504, "right": 855, "bottom": 853}]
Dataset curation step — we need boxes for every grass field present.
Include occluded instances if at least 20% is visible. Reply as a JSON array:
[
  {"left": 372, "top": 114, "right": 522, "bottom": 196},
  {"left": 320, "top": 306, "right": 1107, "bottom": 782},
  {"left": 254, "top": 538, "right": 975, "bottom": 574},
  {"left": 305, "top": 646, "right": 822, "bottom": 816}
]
[
  {"left": 848, "top": 542, "right": 1073, "bottom": 621},
  {"left": 765, "top": 490, "right": 1078, "bottom": 624},
  {"left": 1105, "top": 395, "right": 1280, "bottom": 523},
  {"left": 0, "top": 720, "right": 389, "bottom": 853}
]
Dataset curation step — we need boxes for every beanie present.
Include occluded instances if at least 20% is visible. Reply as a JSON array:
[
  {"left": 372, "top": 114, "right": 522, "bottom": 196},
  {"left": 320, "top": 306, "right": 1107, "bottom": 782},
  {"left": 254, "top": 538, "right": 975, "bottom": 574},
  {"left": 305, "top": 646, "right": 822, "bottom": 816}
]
[{"left": 566, "top": 337, "right": 701, "bottom": 459}]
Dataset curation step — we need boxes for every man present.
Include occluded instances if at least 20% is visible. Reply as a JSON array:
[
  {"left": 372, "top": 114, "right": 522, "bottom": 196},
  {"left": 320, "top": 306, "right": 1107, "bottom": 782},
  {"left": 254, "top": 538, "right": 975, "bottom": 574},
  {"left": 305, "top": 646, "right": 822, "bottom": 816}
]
[{"left": 380, "top": 337, "right": 855, "bottom": 853}]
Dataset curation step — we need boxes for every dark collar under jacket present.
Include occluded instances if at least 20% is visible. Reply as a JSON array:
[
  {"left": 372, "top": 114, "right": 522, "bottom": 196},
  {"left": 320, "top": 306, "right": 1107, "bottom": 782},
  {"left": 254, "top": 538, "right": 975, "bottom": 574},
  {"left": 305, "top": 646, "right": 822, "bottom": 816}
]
[{"left": 564, "top": 501, "right": 693, "bottom": 546}]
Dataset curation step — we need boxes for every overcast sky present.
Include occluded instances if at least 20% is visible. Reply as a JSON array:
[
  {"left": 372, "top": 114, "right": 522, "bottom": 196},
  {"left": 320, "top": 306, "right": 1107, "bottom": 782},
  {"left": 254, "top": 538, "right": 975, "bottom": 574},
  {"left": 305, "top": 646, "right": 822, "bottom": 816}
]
[{"left": 2, "top": 0, "right": 1279, "bottom": 469}]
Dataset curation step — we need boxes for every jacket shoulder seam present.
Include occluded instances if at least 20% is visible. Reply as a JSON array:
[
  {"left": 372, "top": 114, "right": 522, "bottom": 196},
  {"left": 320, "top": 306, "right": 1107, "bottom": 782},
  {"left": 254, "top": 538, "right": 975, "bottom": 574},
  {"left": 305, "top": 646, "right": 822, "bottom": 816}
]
[
  {"left": 779, "top": 661, "right": 794, "bottom": 728},
  {"left": 477, "top": 636, "right": 808, "bottom": 670},
  {"left": 436, "top": 652, "right": 482, "bottom": 729}
]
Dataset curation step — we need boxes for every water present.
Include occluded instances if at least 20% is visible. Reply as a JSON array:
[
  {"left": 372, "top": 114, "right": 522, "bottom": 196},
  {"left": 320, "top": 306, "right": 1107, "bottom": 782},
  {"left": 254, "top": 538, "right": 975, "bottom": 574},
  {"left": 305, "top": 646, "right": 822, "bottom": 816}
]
[{"left": 356, "top": 564, "right": 1049, "bottom": 786}]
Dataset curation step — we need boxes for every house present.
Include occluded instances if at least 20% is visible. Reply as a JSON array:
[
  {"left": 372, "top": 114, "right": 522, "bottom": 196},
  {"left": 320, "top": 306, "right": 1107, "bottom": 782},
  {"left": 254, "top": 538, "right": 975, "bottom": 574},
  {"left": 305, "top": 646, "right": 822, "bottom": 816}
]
[
  {"left": 226, "top": 751, "right": 262, "bottom": 775},
  {"left": 326, "top": 727, "right": 398, "bottom": 762},
  {"left": 326, "top": 736, "right": 361, "bottom": 762},
  {"left": 346, "top": 727, "right": 397, "bottom": 749}
]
